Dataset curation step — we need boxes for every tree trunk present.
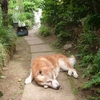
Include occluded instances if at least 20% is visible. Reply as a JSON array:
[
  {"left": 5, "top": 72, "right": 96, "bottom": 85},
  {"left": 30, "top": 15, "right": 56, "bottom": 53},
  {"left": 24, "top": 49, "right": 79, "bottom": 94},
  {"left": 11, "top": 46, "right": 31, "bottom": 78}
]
[{"left": 1, "top": 0, "right": 8, "bottom": 27}]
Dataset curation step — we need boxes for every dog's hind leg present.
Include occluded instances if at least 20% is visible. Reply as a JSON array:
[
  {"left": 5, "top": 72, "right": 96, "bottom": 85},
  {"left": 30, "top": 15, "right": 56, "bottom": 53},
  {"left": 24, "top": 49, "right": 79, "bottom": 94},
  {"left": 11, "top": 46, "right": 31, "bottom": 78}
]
[
  {"left": 25, "top": 71, "right": 33, "bottom": 84},
  {"left": 59, "top": 59, "right": 78, "bottom": 78}
]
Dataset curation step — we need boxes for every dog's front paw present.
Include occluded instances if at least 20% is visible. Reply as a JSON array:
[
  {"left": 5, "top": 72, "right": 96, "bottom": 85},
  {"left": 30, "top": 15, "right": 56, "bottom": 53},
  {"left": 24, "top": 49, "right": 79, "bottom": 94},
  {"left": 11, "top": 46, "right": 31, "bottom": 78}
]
[
  {"left": 73, "top": 71, "right": 78, "bottom": 78},
  {"left": 73, "top": 73, "right": 78, "bottom": 78},
  {"left": 44, "top": 85, "right": 48, "bottom": 89},
  {"left": 68, "top": 70, "right": 79, "bottom": 78},
  {"left": 25, "top": 77, "right": 32, "bottom": 84}
]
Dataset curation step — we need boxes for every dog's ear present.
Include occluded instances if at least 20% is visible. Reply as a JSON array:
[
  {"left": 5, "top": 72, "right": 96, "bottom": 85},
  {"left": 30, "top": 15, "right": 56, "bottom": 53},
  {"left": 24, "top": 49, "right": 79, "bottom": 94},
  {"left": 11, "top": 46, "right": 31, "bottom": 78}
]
[{"left": 38, "top": 69, "right": 43, "bottom": 75}]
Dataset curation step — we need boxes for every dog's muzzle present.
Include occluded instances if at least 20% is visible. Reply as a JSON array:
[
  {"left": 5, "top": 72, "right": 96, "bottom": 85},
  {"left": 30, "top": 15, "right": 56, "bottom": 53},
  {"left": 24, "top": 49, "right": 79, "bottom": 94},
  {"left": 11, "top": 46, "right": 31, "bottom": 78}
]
[{"left": 56, "top": 85, "right": 60, "bottom": 90}]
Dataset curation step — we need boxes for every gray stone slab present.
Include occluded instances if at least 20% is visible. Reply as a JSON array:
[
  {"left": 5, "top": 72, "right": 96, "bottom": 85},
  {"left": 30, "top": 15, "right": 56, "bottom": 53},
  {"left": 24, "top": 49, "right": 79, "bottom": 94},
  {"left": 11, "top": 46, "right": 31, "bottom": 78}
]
[
  {"left": 24, "top": 36, "right": 40, "bottom": 41},
  {"left": 30, "top": 44, "right": 53, "bottom": 53},
  {"left": 32, "top": 52, "right": 55, "bottom": 59},
  {"left": 27, "top": 39, "right": 44, "bottom": 45},
  {"left": 22, "top": 72, "right": 77, "bottom": 100}
]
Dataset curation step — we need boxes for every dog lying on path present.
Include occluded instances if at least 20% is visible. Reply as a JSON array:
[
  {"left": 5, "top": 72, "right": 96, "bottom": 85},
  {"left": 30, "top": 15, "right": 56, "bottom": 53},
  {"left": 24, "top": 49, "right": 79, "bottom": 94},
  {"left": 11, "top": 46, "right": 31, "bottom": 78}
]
[{"left": 25, "top": 54, "right": 78, "bottom": 90}]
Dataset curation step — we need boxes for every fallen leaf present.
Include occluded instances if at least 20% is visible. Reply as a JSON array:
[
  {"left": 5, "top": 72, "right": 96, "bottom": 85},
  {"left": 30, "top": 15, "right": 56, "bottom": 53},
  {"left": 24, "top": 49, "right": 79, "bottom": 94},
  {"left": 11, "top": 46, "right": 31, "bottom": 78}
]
[
  {"left": 18, "top": 79, "right": 21, "bottom": 82},
  {"left": 0, "top": 75, "right": 6, "bottom": 79}
]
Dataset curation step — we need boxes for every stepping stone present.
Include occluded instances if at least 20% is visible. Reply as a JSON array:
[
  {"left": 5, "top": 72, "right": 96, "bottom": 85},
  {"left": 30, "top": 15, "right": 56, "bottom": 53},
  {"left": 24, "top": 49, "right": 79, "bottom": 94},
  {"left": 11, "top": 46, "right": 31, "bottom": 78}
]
[
  {"left": 24, "top": 36, "right": 40, "bottom": 41},
  {"left": 30, "top": 44, "right": 53, "bottom": 53},
  {"left": 32, "top": 52, "right": 55, "bottom": 59},
  {"left": 27, "top": 39, "right": 44, "bottom": 45}
]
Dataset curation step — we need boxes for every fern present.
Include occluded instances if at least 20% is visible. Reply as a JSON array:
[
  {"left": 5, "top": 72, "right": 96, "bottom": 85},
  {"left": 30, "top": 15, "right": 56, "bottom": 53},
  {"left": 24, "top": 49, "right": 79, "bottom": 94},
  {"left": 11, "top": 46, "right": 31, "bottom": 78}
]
[
  {"left": 84, "top": 14, "right": 100, "bottom": 30},
  {"left": 83, "top": 52, "right": 100, "bottom": 88},
  {"left": 88, "top": 96, "right": 100, "bottom": 100},
  {"left": 77, "top": 30, "right": 100, "bottom": 89},
  {"left": 83, "top": 72, "right": 100, "bottom": 89}
]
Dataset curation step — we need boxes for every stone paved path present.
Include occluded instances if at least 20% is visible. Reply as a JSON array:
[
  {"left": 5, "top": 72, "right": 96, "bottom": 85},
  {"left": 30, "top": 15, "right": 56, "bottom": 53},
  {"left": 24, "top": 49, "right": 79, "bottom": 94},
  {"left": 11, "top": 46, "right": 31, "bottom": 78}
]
[{"left": 21, "top": 27, "right": 77, "bottom": 100}]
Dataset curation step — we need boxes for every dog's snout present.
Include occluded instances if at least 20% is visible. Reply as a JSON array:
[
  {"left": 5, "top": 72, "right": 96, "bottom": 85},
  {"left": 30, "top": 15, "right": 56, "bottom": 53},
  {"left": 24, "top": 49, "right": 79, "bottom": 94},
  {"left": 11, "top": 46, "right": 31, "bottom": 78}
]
[
  {"left": 52, "top": 80, "right": 60, "bottom": 90},
  {"left": 56, "top": 85, "right": 60, "bottom": 90}
]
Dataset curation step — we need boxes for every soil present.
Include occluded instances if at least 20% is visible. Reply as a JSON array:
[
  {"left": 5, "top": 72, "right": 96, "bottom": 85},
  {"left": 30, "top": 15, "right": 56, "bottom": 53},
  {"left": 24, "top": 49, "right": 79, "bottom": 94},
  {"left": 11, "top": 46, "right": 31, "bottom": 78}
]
[{"left": 0, "top": 37, "right": 31, "bottom": 100}]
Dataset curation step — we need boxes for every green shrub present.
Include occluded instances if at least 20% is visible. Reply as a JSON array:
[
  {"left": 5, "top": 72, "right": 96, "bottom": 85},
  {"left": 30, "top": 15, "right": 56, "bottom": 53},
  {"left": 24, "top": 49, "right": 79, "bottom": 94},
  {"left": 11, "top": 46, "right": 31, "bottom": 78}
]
[
  {"left": 19, "top": 12, "right": 34, "bottom": 21},
  {"left": 23, "top": 2, "right": 35, "bottom": 12},
  {"left": 19, "top": 12, "right": 34, "bottom": 28},
  {"left": 0, "top": 27, "right": 16, "bottom": 68},
  {"left": 23, "top": 1, "right": 41, "bottom": 12},
  {"left": 39, "top": 25, "right": 50, "bottom": 37},
  {"left": 24, "top": 20, "right": 33, "bottom": 29},
  {"left": 84, "top": 14, "right": 100, "bottom": 30},
  {"left": 51, "top": 39, "right": 63, "bottom": 49},
  {"left": 54, "top": 20, "right": 77, "bottom": 39},
  {"left": 83, "top": 51, "right": 100, "bottom": 80},
  {"left": 54, "top": 21, "right": 72, "bottom": 37},
  {"left": 51, "top": 31, "right": 71, "bottom": 48},
  {"left": 24, "top": 12, "right": 34, "bottom": 19},
  {"left": 54, "top": 21, "right": 67, "bottom": 35},
  {"left": 57, "top": 31, "right": 71, "bottom": 42},
  {"left": 77, "top": 31, "right": 100, "bottom": 90},
  {"left": 77, "top": 31, "right": 100, "bottom": 69},
  {"left": 88, "top": 97, "right": 100, "bottom": 100},
  {"left": 19, "top": 13, "right": 27, "bottom": 21},
  {"left": 84, "top": 72, "right": 100, "bottom": 89},
  {"left": 41, "top": 0, "right": 61, "bottom": 26},
  {"left": 77, "top": 31, "right": 99, "bottom": 57},
  {"left": 52, "top": 21, "right": 74, "bottom": 48},
  {"left": 0, "top": 27, "right": 17, "bottom": 56}
]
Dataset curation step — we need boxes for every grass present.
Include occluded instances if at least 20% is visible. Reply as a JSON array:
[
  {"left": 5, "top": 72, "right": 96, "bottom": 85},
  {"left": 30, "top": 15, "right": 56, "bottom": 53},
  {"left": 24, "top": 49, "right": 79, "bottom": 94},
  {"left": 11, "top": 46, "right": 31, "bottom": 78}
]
[{"left": 0, "top": 27, "right": 17, "bottom": 68}]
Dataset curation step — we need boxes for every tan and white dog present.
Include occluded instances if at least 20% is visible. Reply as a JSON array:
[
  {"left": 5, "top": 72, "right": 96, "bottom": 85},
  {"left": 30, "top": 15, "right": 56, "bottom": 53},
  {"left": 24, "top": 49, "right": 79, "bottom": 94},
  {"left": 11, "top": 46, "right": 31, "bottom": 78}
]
[{"left": 25, "top": 54, "right": 78, "bottom": 90}]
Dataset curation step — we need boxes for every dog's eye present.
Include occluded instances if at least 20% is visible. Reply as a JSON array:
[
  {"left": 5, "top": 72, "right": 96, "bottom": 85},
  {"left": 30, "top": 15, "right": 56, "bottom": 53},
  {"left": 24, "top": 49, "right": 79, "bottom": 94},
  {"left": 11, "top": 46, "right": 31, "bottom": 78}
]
[
  {"left": 47, "top": 81, "right": 52, "bottom": 85},
  {"left": 47, "top": 81, "right": 51, "bottom": 83}
]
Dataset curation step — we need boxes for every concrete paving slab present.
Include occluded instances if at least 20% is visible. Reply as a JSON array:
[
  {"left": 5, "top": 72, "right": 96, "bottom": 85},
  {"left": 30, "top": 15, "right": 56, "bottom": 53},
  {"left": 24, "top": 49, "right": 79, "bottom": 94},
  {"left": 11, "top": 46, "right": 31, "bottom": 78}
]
[
  {"left": 22, "top": 72, "right": 77, "bottom": 100},
  {"left": 24, "top": 36, "right": 41, "bottom": 41},
  {"left": 27, "top": 39, "right": 44, "bottom": 45},
  {"left": 32, "top": 52, "right": 55, "bottom": 59},
  {"left": 30, "top": 44, "right": 53, "bottom": 53}
]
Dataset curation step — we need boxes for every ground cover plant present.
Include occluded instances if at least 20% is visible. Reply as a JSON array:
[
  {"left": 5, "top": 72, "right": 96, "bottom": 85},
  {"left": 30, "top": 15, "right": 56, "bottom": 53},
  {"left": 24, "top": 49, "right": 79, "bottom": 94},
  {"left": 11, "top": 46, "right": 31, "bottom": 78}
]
[
  {"left": 0, "top": 26, "right": 17, "bottom": 98},
  {"left": 0, "top": 27, "right": 17, "bottom": 67}
]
